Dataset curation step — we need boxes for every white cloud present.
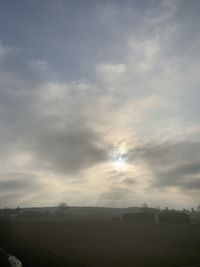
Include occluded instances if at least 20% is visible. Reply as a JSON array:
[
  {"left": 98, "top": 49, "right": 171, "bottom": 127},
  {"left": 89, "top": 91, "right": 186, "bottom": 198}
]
[{"left": 96, "top": 63, "right": 127, "bottom": 82}]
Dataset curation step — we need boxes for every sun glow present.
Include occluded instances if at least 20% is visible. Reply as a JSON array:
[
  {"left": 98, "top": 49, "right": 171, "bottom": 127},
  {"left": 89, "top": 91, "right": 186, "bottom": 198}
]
[
  {"left": 112, "top": 144, "right": 128, "bottom": 171},
  {"left": 114, "top": 155, "right": 127, "bottom": 171}
]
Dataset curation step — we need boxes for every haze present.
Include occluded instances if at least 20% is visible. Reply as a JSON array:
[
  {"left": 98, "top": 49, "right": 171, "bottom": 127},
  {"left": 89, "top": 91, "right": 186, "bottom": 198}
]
[{"left": 0, "top": 0, "right": 200, "bottom": 209}]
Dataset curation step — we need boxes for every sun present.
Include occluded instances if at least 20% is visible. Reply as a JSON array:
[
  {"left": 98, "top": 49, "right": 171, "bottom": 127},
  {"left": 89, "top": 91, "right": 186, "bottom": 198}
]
[
  {"left": 112, "top": 152, "right": 128, "bottom": 171},
  {"left": 114, "top": 156, "right": 126, "bottom": 170}
]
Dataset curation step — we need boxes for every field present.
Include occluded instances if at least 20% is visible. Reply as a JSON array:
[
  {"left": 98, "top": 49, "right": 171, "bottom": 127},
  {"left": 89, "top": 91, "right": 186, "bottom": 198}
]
[{"left": 8, "top": 219, "right": 200, "bottom": 267}]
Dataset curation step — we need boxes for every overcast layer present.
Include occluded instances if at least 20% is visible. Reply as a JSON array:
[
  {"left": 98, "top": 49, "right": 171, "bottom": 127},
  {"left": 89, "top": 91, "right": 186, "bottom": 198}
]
[{"left": 0, "top": 0, "right": 200, "bottom": 209}]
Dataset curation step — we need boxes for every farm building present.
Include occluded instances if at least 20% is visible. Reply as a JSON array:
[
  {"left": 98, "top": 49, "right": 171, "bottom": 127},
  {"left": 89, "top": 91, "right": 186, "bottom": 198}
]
[
  {"left": 159, "top": 211, "right": 190, "bottom": 224},
  {"left": 122, "top": 212, "right": 155, "bottom": 223}
]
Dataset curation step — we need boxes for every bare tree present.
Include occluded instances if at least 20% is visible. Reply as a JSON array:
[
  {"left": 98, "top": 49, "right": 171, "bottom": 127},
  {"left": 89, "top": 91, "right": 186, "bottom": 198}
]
[{"left": 57, "top": 202, "right": 69, "bottom": 216}]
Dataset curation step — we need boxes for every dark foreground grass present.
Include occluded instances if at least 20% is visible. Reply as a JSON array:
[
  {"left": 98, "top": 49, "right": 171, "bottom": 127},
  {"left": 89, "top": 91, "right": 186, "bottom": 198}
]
[
  {"left": 0, "top": 249, "right": 11, "bottom": 267},
  {"left": 9, "top": 220, "right": 200, "bottom": 267}
]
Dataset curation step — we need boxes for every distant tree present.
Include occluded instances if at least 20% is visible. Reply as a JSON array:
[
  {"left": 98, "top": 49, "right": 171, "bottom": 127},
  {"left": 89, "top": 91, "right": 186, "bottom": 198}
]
[
  {"left": 16, "top": 206, "right": 20, "bottom": 212},
  {"left": 56, "top": 202, "right": 69, "bottom": 217},
  {"left": 197, "top": 205, "right": 200, "bottom": 213},
  {"left": 141, "top": 203, "right": 148, "bottom": 213}
]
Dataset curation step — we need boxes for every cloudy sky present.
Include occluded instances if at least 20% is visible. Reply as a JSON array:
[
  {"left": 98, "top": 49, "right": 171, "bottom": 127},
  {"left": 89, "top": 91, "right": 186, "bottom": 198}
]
[{"left": 0, "top": 0, "right": 200, "bottom": 209}]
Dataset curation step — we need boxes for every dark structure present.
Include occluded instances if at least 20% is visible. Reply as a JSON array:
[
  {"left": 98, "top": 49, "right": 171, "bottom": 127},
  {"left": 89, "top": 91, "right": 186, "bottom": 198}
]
[
  {"left": 159, "top": 211, "right": 190, "bottom": 224},
  {"left": 122, "top": 212, "right": 155, "bottom": 223}
]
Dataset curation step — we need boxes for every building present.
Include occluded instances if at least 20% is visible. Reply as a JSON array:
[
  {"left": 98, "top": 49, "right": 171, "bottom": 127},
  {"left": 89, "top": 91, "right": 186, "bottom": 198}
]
[{"left": 159, "top": 211, "right": 190, "bottom": 224}]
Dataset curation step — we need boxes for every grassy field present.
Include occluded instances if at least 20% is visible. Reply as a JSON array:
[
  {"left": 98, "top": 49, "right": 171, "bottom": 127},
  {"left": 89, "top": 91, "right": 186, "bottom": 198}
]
[{"left": 8, "top": 219, "right": 200, "bottom": 267}]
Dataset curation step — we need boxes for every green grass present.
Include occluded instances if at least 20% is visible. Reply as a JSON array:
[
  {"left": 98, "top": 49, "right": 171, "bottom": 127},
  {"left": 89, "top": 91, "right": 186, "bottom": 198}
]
[{"left": 9, "top": 220, "right": 200, "bottom": 267}]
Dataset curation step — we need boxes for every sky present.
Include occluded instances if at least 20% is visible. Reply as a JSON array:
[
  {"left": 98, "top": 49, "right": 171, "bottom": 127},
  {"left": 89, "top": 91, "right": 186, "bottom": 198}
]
[{"left": 0, "top": 0, "right": 200, "bottom": 209}]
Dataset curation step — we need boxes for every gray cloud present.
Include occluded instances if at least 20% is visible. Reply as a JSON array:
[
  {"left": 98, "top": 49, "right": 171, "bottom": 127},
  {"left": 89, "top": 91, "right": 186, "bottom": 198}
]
[
  {"left": 0, "top": 179, "right": 36, "bottom": 192},
  {"left": 99, "top": 186, "right": 133, "bottom": 207},
  {"left": 131, "top": 140, "right": 200, "bottom": 191},
  {"left": 106, "top": 170, "right": 124, "bottom": 180},
  {"left": 0, "top": 172, "right": 40, "bottom": 193},
  {"left": 183, "top": 179, "right": 200, "bottom": 190},
  {"left": 0, "top": 98, "right": 108, "bottom": 176},
  {"left": 121, "top": 177, "right": 135, "bottom": 186},
  {"left": 33, "top": 126, "right": 108, "bottom": 175},
  {"left": 0, "top": 46, "right": 109, "bottom": 176},
  {"left": 167, "top": 161, "right": 200, "bottom": 177}
]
